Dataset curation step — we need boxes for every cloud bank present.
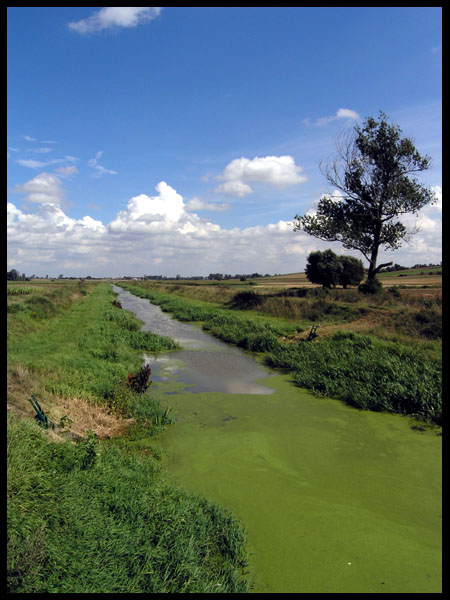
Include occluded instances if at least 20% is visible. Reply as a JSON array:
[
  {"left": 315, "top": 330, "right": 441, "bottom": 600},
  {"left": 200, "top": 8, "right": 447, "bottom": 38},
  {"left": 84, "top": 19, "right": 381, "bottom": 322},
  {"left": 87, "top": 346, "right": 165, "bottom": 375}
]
[{"left": 7, "top": 175, "right": 442, "bottom": 277}]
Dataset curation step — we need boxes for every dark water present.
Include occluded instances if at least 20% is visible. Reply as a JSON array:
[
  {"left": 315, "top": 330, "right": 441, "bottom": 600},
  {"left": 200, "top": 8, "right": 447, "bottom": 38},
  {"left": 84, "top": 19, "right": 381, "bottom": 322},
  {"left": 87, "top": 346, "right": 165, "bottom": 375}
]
[{"left": 112, "top": 285, "right": 274, "bottom": 395}]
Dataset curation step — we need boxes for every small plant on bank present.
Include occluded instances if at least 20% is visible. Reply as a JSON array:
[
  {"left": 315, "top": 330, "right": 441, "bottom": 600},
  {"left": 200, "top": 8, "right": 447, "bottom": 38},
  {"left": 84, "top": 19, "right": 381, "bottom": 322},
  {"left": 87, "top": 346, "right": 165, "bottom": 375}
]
[
  {"left": 80, "top": 430, "right": 99, "bottom": 470},
  {"left": 126, "top": 363, "right": 152, "bottom": 394}
]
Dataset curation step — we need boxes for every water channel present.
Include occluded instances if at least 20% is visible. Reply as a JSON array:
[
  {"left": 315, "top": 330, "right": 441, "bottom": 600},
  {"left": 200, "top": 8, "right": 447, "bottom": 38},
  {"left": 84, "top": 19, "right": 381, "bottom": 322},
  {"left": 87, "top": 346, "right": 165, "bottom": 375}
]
[{"left": 113, "top": 285, "right": 442, "bottom": 593}]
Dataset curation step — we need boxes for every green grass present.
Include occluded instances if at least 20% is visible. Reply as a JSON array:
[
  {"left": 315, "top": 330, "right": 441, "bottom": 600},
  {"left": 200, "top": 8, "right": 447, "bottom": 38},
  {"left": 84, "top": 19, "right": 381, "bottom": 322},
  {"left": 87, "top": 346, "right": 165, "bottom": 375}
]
[
  {"left": 8, "top": 283, "right": 178, "bottom": 417},
  {"left": 7, "top": 414, "right": 249, "bottom": 593},
  {"left": 8, "top": 282, "right": 250, "bottom": 593},
  {"left": 265, "top": 331, "right": 442, "bottom": 425},
  {"left": 119, "top": 281, "right": 441, "bottom": 425}
]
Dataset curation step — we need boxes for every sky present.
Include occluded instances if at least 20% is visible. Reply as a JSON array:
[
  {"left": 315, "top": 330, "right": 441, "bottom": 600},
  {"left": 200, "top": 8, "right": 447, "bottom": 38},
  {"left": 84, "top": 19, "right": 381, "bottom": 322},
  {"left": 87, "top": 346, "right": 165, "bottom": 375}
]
[{"left": 7, "top": 7, "right": 442, "bottom": 278}]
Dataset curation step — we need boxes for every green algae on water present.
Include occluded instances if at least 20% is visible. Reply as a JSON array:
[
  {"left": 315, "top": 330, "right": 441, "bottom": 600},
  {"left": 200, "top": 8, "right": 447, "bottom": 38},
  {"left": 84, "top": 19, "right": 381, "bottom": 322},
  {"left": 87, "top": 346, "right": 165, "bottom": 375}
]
[{"left": 155, "top": 374, "right": 441, "bottom": 593}]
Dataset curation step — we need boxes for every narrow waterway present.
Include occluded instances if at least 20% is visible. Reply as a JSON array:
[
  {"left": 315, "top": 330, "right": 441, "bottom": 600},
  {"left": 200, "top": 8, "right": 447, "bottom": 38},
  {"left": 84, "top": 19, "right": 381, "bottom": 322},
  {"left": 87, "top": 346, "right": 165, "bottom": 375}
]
[{"left": 113, "top": 285, "right": 442, "bottom": 594}]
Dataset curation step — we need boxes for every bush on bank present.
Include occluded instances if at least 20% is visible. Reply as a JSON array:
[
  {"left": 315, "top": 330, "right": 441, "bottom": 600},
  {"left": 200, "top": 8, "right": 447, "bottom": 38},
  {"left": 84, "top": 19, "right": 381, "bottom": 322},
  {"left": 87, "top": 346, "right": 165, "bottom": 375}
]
[{"left": 266, "top": 331, "right": 441, "bottom": 425}]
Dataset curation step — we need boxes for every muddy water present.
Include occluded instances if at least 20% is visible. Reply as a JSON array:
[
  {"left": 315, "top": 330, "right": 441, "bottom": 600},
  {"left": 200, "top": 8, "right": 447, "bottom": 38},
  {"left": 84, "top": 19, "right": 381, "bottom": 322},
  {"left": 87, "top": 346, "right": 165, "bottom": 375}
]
[{"left": 113, "top": 285, "right": 442, "bottom": 593}]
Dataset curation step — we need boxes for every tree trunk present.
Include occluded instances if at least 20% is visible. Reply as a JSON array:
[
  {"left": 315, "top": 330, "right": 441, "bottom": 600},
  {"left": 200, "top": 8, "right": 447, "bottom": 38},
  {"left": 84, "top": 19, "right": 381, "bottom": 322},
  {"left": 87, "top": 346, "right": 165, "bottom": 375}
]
[
  {"left": 367, "top": 246, "right": 379, "bottom": 282},
  {"left": 366, "top": 220, "right": 394, "bottom": 281}
]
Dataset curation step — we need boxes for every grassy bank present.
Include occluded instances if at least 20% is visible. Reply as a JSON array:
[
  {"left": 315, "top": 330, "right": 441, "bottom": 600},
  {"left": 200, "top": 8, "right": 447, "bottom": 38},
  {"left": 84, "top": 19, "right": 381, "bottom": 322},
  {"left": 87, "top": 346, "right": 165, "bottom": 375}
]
[
  {"left": 118, "top": 281, "right": 442, "bottom": 425},
  {"left": 7, "top": 281, "right": 249, "bottom": 593}
]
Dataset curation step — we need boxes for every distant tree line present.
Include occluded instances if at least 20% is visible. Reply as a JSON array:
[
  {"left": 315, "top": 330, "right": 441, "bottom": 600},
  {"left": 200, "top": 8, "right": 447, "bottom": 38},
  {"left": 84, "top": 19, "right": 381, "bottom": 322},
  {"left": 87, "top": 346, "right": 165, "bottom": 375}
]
[
  {"left": 7, "top": 269, "right": 29, "bottom": 281},
  {"left": 380, "top": 263, "right": 441, "bottom": 272},
  {"left": 140, "top": 273, "right": 272, "bottom": 281}
]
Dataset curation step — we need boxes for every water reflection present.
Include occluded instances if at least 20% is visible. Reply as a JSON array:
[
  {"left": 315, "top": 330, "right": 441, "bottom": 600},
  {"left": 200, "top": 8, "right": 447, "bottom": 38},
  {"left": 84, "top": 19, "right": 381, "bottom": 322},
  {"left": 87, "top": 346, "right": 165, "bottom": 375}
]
[{"left": 112, "top": 285, "right": 274, "bottom": 395}]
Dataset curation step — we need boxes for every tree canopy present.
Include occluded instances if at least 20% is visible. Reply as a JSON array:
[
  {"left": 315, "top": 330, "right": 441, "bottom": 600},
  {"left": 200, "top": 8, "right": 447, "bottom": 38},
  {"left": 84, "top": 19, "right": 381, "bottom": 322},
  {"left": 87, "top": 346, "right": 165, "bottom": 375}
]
[
  {"left": 293, "top": 112, "right": 435, "bottom": 282},
  {"left": 305, "top": 249, "right": 364, "bottom": 288}
]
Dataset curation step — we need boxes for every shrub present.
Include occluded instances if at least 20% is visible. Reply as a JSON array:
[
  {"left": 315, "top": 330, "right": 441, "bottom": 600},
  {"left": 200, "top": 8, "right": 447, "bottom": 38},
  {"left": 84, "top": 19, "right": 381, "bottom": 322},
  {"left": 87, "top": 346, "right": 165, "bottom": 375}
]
[
  {"left": 305, "top": 249, "right": 343, "bottom": 288},
  {"left": 358, "top": 278, "right": 383, "bottom": 294},
  {"left": 229, "top": 291, "right": 265, "bottom": 310},
  {"left": 127, "top": 364, "right": 152, "bottom": 394},
  {"left": 339, "top": 255, "right": 365, "bottom": 288},
  {"left": 388, "top": 286, "right": 401, "bottom": 299}
]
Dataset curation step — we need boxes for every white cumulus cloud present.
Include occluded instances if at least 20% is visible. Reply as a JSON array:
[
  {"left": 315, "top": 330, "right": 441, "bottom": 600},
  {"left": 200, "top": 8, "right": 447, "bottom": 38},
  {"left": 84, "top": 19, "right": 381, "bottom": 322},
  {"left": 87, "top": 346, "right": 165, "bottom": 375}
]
[
  {"left": 11, "top": 172, "right": 66, "bottom": 205},
  {"left": 69, "top": 7, "right": 162, "bottom": 34},
  {"left": 215, "top": 155, "right": 306, "bottom": 197},
  {"left": 7, "top": 178, "right": 442, "bottom": 277}
]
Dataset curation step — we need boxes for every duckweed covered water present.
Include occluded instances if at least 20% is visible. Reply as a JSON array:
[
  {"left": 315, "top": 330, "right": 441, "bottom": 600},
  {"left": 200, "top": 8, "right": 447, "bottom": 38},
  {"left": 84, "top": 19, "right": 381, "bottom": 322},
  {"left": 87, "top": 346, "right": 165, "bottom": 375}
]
[{"left": 113, "top": 285, "right": 442, "bottom": 593}]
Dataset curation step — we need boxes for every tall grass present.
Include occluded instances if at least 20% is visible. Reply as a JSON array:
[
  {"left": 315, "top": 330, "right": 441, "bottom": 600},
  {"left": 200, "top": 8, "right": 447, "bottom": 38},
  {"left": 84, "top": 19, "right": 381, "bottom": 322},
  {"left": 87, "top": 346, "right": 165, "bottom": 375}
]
[
  {"left": 7, "top": 414, "right": 249, "bottom": 593},
  {"left": 120, "top": 282, "right": 441, "bottom": 425},
  {"left": 8, "top": 282, "right": 250, "bottom": 593},
  {"left": 266, "top": 331, "right": 442, "bottom": 425}
]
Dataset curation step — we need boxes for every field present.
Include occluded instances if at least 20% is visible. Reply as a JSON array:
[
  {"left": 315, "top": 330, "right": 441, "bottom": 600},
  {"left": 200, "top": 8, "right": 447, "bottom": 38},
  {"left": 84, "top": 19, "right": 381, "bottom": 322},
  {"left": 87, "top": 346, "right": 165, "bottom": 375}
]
[{"left": 7, "top": 270, "right": 442, "bottom": 592}]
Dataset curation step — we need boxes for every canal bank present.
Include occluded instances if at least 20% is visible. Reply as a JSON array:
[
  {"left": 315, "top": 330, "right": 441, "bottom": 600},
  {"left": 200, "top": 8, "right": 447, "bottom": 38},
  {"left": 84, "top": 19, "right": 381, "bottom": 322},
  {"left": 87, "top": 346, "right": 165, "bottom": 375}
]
[{"left": 113, "top": 285, "right": 442, "bottom": 593}]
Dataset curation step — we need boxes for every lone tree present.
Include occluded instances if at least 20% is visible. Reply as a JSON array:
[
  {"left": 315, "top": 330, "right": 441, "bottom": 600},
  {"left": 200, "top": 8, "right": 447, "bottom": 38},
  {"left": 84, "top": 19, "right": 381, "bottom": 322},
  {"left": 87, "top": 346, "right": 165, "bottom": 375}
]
[
  {"left": 305, "top": 249, "right": 365, "bottom": 289},
  {"left": 305, "top": 249, "right": 343, "bottom": 288},
  {"left": 293, "top": 112, "right": 435, "bottom": 283}
]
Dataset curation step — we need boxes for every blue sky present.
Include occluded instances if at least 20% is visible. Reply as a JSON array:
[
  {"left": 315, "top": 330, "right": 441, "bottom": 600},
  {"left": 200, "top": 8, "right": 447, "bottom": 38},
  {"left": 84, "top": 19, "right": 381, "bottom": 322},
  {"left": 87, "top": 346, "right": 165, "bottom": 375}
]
[{"left": 7, "top": 7, "right": 442, "bottom": 277}]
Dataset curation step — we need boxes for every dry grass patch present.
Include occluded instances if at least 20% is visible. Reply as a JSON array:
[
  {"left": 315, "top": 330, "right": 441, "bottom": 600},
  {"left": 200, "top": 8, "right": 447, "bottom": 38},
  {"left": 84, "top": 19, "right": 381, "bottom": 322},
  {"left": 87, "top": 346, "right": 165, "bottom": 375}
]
[
  {"left": 7, "top": 365, "right": 133, "bottom": 440},
  {"left": 47, "top": 396, "right": 134, "bottom": 440}
]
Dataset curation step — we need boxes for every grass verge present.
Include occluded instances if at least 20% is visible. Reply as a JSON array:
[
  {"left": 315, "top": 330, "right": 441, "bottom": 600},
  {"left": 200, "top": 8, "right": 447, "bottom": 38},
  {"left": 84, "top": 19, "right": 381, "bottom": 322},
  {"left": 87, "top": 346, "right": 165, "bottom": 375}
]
[
  {"left": 7, "top": 414, "right": 249, "bottom": 593},
  {"left": 7, "top": 282, "right": 250, "bottom": 593}
]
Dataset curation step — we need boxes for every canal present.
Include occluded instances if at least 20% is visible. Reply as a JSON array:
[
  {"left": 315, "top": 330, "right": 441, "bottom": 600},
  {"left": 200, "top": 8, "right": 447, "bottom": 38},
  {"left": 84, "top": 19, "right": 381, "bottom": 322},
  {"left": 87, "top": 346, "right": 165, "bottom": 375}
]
[{"left": 113, "top": 285, "right": 442, "bottom": 593}]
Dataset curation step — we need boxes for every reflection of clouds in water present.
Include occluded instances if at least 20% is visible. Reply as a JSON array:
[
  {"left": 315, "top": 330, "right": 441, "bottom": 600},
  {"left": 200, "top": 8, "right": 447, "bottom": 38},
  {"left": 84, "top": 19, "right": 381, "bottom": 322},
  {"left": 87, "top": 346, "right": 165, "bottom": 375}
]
[
  {"left": 126, "top": 289, "right": 276, "bottom": 396},
  {"left": 146, "top": 350, "right": 274, "bottom": 395}
]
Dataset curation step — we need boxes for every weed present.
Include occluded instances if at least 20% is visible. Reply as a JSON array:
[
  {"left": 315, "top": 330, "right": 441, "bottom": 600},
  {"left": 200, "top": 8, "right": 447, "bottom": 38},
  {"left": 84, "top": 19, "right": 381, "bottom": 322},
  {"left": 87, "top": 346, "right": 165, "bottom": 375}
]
[
  {"left": 127, "top": 364, "right": 152, "bottom": 394},
  {"left": 80, "top": 430, "right": 99, "bottom": 470}
]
